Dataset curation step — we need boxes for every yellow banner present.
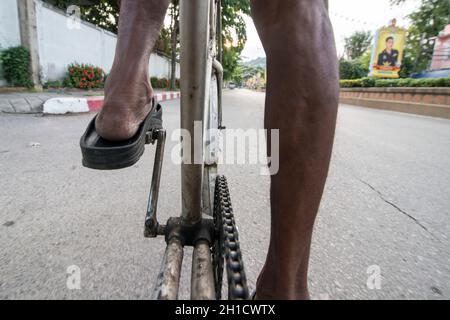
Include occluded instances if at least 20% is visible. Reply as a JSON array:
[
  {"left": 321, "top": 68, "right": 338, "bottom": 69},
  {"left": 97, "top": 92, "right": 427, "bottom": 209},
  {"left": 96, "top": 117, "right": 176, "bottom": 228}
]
[{"left": 369, "top": 23, "right": 407, "bottom": 79}]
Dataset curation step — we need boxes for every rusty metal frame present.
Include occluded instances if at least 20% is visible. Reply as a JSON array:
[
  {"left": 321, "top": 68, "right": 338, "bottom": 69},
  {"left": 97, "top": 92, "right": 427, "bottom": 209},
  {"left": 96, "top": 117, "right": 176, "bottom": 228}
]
[{"left": 150, "top": 0, "right": 222, "bottom": 300}]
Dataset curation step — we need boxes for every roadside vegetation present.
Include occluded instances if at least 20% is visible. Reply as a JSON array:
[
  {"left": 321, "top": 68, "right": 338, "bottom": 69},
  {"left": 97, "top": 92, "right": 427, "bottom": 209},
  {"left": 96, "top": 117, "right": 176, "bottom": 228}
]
[
  {"left": 340, "top": 77, "right": 450, "bottom": 88},
  {"left": 0, "top": 46, "right": 34, "bottom": 88}
]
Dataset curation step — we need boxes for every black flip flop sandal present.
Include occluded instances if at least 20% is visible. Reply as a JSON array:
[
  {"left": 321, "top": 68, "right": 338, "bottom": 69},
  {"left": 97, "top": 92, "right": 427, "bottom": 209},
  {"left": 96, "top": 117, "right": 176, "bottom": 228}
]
[{"left": 80, "top": 101, "right": 163, "bottom": 170}]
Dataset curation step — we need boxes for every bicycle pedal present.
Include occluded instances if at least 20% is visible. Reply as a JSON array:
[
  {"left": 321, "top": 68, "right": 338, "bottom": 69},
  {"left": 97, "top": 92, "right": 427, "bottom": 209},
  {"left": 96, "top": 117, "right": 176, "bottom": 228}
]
[{"left": 145, "top": 131, "right": 155, "bottom": 145}]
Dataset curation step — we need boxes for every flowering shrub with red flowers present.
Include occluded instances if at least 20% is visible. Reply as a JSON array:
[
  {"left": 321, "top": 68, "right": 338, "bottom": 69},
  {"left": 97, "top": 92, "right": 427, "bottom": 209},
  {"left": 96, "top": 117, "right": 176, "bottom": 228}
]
[
  {"left": 65, "top": 63, "right": 105, "bottom": 89},
  {"left": 150, "top": 76, "right": 180, "bottom": 89}
]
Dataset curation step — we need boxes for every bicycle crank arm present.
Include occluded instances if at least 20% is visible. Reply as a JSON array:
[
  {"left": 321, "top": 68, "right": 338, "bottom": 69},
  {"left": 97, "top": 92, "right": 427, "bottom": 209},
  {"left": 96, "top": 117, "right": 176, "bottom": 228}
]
[{"left": 144, "top": 128, "right": 167, "bottom": 238}]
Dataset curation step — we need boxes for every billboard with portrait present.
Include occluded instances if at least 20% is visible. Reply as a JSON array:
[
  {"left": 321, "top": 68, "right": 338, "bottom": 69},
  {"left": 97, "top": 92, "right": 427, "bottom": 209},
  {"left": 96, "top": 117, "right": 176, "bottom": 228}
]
[{"left": 369, "top": 21, "right": 407, "bottom": 78}]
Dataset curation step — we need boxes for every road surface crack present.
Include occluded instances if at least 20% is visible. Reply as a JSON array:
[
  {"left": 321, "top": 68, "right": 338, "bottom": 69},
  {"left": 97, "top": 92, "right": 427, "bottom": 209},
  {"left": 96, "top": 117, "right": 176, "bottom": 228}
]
[{"left": 359, "top": 179, "right": 437, "bottom": 239}]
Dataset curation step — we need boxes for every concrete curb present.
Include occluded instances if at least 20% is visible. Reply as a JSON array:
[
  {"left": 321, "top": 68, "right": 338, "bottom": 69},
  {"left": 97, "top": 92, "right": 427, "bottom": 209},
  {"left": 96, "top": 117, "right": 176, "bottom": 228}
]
[
  {"left": 339, "top": 87, "right": 450, "bottom": 119},
  {"left": 340, "top": 97, "right": 450, "bottom": 120},
  {"left": 43, "top": 91, "right": 181, "bottom": 114}
]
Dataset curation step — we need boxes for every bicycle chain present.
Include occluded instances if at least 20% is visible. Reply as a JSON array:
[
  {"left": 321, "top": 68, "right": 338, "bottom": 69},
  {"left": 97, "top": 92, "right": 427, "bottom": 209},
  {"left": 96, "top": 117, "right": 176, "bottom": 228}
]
[{"left": 213, "top": 176, "right": 249, "bottom": 300}]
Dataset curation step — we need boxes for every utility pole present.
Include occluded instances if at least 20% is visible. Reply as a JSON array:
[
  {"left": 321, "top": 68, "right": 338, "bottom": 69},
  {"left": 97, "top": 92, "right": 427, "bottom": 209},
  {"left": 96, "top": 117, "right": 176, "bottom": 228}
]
[
  {"left": 217, "top": 0, "right": 222, "bottom": 64},
  {"left": 170, "top": 0, "right": 179, "bottom": 91},
  {"left": 17, "top": 0, "right": 42, "bottom": 90}
]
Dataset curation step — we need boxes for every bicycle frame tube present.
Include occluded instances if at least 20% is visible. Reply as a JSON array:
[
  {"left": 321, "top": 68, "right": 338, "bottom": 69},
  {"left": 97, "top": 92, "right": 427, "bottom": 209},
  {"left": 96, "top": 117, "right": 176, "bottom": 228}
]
[
  {"left": 152, "top": 239, "right": 184, "bottom": 300},
  {"left": 191, "top": 240, "right": 216, "bottom": 299},
  {"left": 153, "top": 0, "right": 217, "bottom": 301},
  {"left": 179, "top": 0, "right": 213, "bottom": 224}
]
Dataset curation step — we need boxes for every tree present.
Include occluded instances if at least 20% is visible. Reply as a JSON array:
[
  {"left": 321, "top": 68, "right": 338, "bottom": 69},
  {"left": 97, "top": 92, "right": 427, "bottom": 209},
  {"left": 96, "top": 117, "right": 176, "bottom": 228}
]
[
  {"left": 154, "top": 28, "right": 171, "bottom": 56},
  {"left": 43, "top": 0, "right": 119, "bottom": 33},
  {"left": 221, "top": 0, "right": 251, "bottom": 80},
  {"left": 161, "top": 0, "right": 252, "bottom": 82},
  {"left": 339, "top": 59, "right": 368, "bottom": 80},
  {"left": 169, "top": 0, "right": 180, "bottom": 90},
  {"left": 390, "top": 0, "right": 450, "bottom": 73},
  {"left": 344, "top": 31, "right": 373, "bottom": 60},
  {"left": 399, "top": 51, "right": 415, "bottom": 78},
  {"left": 231, "top": 63, "right": 244, "bottom": 86},
  {"left": 358, "top": 49, "right": 372, "bottom": 71}
]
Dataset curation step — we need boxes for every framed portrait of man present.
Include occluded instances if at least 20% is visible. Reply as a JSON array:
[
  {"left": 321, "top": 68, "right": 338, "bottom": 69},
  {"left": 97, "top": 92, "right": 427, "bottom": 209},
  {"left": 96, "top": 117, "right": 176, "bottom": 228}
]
[{"left": 369, "top": 20, "right": 407, "bottom": 78}]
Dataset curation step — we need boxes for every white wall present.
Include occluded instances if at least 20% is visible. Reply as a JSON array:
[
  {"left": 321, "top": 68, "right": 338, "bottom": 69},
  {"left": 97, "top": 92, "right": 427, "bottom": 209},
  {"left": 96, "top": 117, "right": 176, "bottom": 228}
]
[
  {"left": 0, "top": 0, "right": 21, "bottom": 50},
  {"left": 35, "top": 1, "right": 117, "bottom": 81},
  {"left": 150, "top": 54, "right": 179, "bottom": 80},
  {"left": 0, "top": 0, "right": 179, "bottom": 85},
  {"left": 35, "top": 1, "right": 179, "bottom": 82},
  {"left": 0, "top": 0, "right": 21, "bottom": 86}
]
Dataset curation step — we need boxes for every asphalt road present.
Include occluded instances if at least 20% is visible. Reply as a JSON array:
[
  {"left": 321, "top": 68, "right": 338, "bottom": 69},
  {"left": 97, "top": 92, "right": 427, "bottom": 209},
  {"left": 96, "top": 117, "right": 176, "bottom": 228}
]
[{"left": 0, "top": 89, "right": 449, "bottom": 300}]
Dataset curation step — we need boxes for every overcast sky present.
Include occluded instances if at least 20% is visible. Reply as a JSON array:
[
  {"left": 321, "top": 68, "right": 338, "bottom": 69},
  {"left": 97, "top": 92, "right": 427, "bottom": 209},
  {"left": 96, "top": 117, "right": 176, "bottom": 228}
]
[{"left": 241, "top": 0, "right": 421, "bottom": 61}]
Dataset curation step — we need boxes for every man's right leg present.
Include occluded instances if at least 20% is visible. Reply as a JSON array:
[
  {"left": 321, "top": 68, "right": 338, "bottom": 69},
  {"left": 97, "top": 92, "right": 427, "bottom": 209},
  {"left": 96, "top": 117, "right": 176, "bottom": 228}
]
[
  {"left": 250, "top": 0, "right": 339, "bottom": 299},
  {"left": 96, "top": 0, "right": 170, "bottom": 141}
]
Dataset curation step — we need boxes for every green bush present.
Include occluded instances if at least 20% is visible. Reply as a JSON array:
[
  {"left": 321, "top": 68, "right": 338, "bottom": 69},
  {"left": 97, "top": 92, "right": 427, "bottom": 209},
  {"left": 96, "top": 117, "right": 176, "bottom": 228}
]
[
  {"left": 158, "top": 78, "right": 169, "bottom": 89},
  {"left": 396, "top": 79, "right": 412, "bottom": 87},
  {"left": 340, "top": 77, "right": 450, "bottom": 88},
  {"left": 151, "top": 76, "right": 168, "bottom": 89},
  {"left": 150, "top": 76, "right": 179, "bottom": 89},
  {"left": 150, "top": 77, "right": 159, "bottom": 88},
  {"left": 374, "top": 79, "right": 399, "bottom": 87},
  {"left": 43, "top": 80, "right": 64, "bottom": 89},
  {"left": 62, "top": 77, "right": 74, "bottom": 88},
  {"left": 361, "top": 77, "right": 376, "bottom": 88},
  {"left": 434, "top": 78, "right": 450, "bottom": 87},
  {"left": 0, "top": 46, "right": 33, "bottom": 87},
  {"left": 408, "top": 79, "right": 425, "bottom": 87},
  {"left": 339, "top": 59, "right": 368, "bottom": 80},
  {"left": 64, "top": 63, "right": 105, "bottom": 89},
  {"left": 340, "top": 79, "right": 363, "bottom": 88},
  {"left": 398, "top": 78, "right": 450, "bottom": 88}
]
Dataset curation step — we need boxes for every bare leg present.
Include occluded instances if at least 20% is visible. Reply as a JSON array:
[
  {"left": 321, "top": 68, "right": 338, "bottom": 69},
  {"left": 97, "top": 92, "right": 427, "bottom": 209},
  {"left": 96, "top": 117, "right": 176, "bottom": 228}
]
[
  {"left": 96, "top": 0, "right": 170, "bottom": 141},
  {"left": 250, "top": 0, "right": 339, "bottom": 299}
]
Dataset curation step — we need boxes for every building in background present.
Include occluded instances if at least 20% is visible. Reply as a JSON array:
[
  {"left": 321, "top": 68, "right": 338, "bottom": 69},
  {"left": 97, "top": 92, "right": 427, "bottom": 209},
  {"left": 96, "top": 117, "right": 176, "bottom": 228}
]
[
  {"left": 412, "top": 24, "right": 450, "bottom": 79},
  {"left": 430, "top": 24, "right": 450, "bottom": 71}
]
